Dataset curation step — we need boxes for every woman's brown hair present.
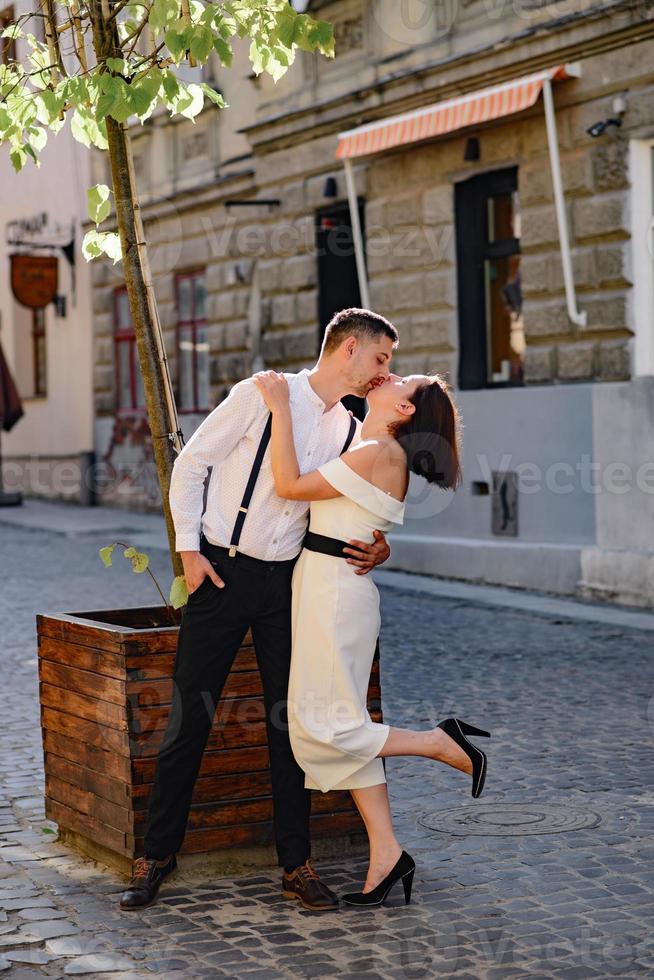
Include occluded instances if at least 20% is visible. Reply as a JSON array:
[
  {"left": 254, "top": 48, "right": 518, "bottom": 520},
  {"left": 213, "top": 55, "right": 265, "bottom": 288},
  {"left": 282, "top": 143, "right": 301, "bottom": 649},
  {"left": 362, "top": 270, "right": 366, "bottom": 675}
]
[{"left": 388, "top": 376, "right": 463, "bottom": 490}]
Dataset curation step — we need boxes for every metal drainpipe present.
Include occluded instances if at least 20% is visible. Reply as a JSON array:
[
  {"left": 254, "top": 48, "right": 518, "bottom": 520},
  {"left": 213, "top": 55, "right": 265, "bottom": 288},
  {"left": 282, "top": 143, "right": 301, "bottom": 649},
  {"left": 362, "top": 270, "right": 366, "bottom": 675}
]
[
  {"left": 542, "top": 75, "right": 587, "bottom": 328},
  {"left": 343, "top": 158, "right": 371, "bottom": 309}
]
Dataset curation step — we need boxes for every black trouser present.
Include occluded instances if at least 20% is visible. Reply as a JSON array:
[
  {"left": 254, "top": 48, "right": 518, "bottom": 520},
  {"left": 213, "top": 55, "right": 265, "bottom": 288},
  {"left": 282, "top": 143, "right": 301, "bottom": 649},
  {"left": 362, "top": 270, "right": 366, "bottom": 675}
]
[{"left": 144, "top": 537, "right": 311, "bottom": 869}]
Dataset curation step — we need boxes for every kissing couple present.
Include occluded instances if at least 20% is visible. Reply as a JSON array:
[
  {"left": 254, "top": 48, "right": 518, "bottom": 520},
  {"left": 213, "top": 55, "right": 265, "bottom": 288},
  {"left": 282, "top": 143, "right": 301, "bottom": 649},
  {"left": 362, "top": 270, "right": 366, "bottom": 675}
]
[{"left": 120, "top": 307, "right": 490, "bottom": 913}]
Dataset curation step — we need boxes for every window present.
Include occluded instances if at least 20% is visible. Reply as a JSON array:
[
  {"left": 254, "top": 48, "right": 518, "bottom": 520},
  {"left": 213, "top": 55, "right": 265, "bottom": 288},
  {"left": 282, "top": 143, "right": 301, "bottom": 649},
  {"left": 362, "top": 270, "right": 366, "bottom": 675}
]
[
  {"left": 11, "top": 301, "right": 47, "bottom": 398},
  {"left": 114, "top": 287, "right": 145, "bottom": 413},
  {"left": 32, "top": 308, "right": 46, "bottom": 396},
  {"left": 0, "top": 6, "right": 15, "bottom": 65},
  {"left": 176, "top": 270, "right": 209, "bottom": 413},
  {"left": 455, "top": 166, "right": 525, "bottom": 389}
]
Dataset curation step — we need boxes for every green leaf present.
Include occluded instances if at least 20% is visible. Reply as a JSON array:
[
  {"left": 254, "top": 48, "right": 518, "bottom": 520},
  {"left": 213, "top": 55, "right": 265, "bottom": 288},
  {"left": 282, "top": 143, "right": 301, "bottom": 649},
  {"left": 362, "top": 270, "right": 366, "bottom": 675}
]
[
  {"left": 165, "top": 22, "right": 193, "bottom": 62},
  {"left": 307, "top": 20, "right": 335, "bottom": 57},
  {"left": 106, "top": 56, "right": 131, "bottom": 76},
  {"left": 200, "top": 82, "right": 225, "bottom": 108},
  {"left": 1, "top": 23, "right": 22, "bottom": 40},
  {"left": 87, "top": 184, "right": 112, "bottom": 225},
  {"left": 10, "top": 146, "right": 26, "bottom": 172},
  {"left": 170, "top": 574, "right": 188, "bottom": 609},
  {"left": 99, "top": 544, "right": 116, "bottom": 567},
  {"left": 249, "top": 38, "right": 267, "bottom": 76},
  {"left": 125, "top": 547, "right": 150, "bottom": 573},
  {"left": 162, "top": 69, "right": 180, "bottom": 102},
  {"left": 212, "top": 36, "right": 232, "bottom": 67},
  {"left": 82, "top": 230, "right": 122, "bottom": 265},
  {"left": 176, "top": 81, "right": 204, "bottom": 120},
  {"left": 150, "top": 0, "right": 181, "bottom": 34},
  {"left": 35, "top": 89, "right": 65, "bottom": 125},
  {"left": 129, "top": 72, "right": 161, "bottom": 118},
  {"left": 71, "top": 108, "right": 109, "bottom": 149},
  {"left": 24, "top": 143, "right": 39, "bottom": 165},
  {"left": 189, "top": 26, "right": 214, "bottom": 63}
]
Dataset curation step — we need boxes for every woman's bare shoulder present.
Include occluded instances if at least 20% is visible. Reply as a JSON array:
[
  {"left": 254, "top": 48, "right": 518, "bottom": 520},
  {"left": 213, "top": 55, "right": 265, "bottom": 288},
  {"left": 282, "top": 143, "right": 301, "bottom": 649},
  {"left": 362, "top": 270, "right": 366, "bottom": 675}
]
[{"left": 341, "top": 439, "right": 407, "bottom": 496}]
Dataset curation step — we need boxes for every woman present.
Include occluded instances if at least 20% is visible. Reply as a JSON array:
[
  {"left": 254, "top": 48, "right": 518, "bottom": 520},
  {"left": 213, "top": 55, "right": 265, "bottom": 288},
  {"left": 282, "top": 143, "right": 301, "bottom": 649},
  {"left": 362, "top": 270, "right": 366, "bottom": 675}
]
[{"left": 253, "top": 371, "right": 490, "bottom": 908}]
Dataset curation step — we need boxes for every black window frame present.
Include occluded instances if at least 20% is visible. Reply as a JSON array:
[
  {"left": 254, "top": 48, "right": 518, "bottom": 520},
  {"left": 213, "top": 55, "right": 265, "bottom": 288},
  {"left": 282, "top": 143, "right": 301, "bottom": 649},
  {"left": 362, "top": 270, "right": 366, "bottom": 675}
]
[{"left": 455, "top": 165, "right": 523, "bottom": 391}]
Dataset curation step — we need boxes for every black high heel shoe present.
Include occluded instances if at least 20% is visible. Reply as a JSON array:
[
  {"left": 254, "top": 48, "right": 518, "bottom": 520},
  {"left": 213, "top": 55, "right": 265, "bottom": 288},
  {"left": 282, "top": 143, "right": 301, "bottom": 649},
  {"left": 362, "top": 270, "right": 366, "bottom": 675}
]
[
  {"left": 437, "top": 718, "right": 490, "bottom": 798},
  {"left": 342, "top": 850, "right": 416, "bottom": 907}
]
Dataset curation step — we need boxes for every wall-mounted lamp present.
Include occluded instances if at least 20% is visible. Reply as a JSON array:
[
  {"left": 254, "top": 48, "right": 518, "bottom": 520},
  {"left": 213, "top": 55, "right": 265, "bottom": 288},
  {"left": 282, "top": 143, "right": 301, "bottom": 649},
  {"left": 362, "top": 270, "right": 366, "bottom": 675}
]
[
  {"left": 464, "top": 136, "right": 480, "bottom": 162},
  {"left": 586, "top": 94, "right": 628, "bottom": 138},
  {"left": 53, "top": 294, "right": 67, "bottom": 317},
  {"left": 322, "top": 176, "right": 338, "bottom": 198}
]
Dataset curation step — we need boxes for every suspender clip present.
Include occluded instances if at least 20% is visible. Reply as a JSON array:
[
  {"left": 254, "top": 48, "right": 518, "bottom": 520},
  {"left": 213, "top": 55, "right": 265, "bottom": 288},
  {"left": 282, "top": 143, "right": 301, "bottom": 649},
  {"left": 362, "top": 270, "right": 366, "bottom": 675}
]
[
  {"left": 228, "top": 545, "right": 237, "bottom": 558},
  {"left": 238, "top": 506, "right": 248, "bottom": 514}
]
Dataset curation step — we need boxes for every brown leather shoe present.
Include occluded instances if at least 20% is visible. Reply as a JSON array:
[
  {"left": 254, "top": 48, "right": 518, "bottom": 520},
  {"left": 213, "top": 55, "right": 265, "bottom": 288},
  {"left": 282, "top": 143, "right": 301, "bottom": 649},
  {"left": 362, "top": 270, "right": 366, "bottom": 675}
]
[
  {"left": 281, "top": 859, "right": 339, "bottom": 911},
  {"left": 119, "top": 854, "right": 177, "bottom": 910}
]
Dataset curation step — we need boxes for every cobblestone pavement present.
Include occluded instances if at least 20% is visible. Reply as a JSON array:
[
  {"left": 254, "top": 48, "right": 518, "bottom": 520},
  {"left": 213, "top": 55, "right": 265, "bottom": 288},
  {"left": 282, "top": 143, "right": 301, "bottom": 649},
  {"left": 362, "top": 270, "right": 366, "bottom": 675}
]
[{"left": 0, "top": 519, "right": 653, "bottom": 979}]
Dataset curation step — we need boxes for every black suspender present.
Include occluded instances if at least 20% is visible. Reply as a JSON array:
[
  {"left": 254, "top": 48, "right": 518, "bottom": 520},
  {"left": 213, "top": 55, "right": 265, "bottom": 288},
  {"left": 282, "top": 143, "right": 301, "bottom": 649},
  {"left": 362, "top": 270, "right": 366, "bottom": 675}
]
[
  {"left": 341, "top": 413, "right": 356, "bottom": 454},
  {"left": 228, "top": 412, "right": 273, "bottom": 557},
  {"left": 227, "top": 411, "right": 357, "bottom": 558}
]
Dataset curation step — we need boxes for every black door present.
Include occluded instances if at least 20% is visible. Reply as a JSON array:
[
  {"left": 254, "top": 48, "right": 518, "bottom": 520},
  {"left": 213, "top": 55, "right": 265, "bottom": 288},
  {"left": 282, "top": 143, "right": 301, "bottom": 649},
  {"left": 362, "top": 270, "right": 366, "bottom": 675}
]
[
  {"left": 315, "top": 199, "right": 367, "bottom": 420},
  {"left": 455, "top": 166, "right": 523, "bottom": 390}
]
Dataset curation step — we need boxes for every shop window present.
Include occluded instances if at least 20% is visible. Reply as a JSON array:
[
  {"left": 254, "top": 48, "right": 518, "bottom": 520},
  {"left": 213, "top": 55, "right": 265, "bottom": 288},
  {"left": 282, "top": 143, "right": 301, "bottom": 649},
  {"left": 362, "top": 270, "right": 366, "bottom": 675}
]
[
  {"left": 455, "top": 166, "right": 525, "bottom": 389},
  {"left": 114, "top": 287, "right": 146, "bottom": 413},
  {"left": 176, "top": 269, "right": 209, "bottom": 413}
]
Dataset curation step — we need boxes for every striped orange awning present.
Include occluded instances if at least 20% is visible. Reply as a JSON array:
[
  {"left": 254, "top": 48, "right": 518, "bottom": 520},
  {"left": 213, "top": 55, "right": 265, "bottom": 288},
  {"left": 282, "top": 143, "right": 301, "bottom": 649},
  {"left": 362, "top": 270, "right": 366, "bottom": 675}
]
[{"left": 336, "top": 65, "right": 575, "bottom": 160}]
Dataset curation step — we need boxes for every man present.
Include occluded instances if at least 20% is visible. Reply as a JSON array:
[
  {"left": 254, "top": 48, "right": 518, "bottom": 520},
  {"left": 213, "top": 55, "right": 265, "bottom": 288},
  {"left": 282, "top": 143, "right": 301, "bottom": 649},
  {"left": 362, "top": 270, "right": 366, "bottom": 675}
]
[{"left": 119, "top": 308, "right": 399, "bottom": 912}]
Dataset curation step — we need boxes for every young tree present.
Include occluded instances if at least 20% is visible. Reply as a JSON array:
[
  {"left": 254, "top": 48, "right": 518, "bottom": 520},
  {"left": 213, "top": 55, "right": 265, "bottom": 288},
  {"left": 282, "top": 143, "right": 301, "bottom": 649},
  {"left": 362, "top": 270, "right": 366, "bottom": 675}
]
[{"left": 0, "top": 0, "right": 333, "bottom": 592}]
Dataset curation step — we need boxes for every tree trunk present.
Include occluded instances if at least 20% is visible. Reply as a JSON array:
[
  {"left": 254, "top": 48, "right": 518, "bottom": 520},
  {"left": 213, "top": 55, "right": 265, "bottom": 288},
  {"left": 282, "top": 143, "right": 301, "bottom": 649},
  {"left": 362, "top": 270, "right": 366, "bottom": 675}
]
[{"left": 90, "top": 1, "right": 183, "bottom": 579}]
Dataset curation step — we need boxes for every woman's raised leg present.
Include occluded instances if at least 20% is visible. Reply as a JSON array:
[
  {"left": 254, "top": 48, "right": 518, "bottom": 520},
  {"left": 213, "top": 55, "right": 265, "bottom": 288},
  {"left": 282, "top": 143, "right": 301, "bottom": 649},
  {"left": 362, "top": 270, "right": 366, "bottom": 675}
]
[{"left": 378, "top": 726, "right": 474, "bottom": 774}]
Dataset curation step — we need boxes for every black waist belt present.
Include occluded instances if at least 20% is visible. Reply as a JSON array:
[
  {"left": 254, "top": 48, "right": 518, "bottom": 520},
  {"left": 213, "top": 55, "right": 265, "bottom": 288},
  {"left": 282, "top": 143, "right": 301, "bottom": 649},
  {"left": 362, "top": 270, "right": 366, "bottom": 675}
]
[{"left": 304, "top": 531, "right": 351, "bottom": 559}]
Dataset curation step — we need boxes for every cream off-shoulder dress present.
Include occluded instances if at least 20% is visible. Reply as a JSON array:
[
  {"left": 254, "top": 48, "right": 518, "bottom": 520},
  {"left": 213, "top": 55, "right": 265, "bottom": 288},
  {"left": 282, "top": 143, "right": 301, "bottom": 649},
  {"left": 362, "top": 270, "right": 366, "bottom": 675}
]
[{"left": 288, "top": 455, "right": 405, "bottom": 793}]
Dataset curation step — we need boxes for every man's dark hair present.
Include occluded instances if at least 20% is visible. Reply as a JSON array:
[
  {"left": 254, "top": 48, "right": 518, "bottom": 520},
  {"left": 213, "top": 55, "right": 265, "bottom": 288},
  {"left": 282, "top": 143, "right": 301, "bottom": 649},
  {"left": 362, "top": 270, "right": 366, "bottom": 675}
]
[{"left": 320, "top": 307, "right": 399, "bottom": 355}]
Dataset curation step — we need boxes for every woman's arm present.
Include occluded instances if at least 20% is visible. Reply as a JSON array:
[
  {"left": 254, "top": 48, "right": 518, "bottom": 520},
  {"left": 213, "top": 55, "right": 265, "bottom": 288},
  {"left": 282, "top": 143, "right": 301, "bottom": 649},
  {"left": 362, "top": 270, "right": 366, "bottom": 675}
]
[{"left": 253, "top": 372, "right": 341, "bottom": 501}]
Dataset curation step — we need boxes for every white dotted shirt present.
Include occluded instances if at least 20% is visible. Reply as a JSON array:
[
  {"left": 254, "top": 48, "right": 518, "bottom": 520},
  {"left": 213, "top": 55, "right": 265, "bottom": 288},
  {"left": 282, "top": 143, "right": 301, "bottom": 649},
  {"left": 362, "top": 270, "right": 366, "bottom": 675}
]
[{"left": 169, "top": 370, "right": 361, "bottom": 561}]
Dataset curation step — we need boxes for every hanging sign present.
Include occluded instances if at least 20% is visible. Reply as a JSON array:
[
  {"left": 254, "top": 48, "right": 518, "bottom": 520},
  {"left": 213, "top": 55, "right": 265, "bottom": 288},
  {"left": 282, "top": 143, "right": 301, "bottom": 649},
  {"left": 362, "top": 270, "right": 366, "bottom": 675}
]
[{"left": 10, "top": 254, "right": 58, "bottom": 309}]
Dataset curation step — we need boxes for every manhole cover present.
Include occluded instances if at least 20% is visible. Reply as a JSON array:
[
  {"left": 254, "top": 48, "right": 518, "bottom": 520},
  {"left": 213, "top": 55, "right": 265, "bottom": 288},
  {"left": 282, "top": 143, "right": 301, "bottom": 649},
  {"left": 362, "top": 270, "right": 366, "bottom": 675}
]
[{"left": 419, "top": 803, "right": 601, "bottom": 837}]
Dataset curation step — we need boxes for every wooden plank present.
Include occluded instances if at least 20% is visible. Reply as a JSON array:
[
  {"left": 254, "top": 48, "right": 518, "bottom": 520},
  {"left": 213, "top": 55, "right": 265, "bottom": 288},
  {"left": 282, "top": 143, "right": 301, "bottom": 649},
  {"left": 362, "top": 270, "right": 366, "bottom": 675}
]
[
  {"left": 46, "top": 797, "right": 130, "bottom": 856},
  {"left": 123, "top": 628, "right": 254, "bottom": 661},
  {"left": 129, "top": 703, "right": 382, "bottom": 756},
  {"left": 37, "top": 615, "right": 126, "bottom": 656},
  {"left": 133, "top": 809, "right": 366, "bottom": 855},
  {"left": 39, "top": 635, "right": 126, "bottom": 680},
  {"left": 43, "top": 729, "right": 131, "bottom": 782},
  {"left": 126, "top": 645, "right": 257, "bottom": 678},
  {"left": 46, "top": 773, "right": 132, "bottom": 834},
  {"left": 133, "top": 789, "right": 354, "bottom": 831},
  {"left": 128, "top": 694, "right": 267, "bottom": 735},
  {"left": 127, "top": 670, "right": 265, "bottom": 706},
  {"left": 129, "top": 720, "right": 271, "bottom": 758},
  {"left": 132, "top": 770, "right": 272, "bottom": 806},
  {"left": 41, "top": 706, "right": 129, "bottom": 756},
  {"left": 40, "top": 661, "right": 126, "bottom": 706},
  {"left": 132, "top": 745, "right": 271, "bottom": 783},
  {"left": 128, "top": 676, "right": 380, "bottom": 708},
  {"left": 40, "top": 684, "right": 127, "bottom": 732},
  {"left": 45, "top": 754, "right": 131, "bottom": 809}
]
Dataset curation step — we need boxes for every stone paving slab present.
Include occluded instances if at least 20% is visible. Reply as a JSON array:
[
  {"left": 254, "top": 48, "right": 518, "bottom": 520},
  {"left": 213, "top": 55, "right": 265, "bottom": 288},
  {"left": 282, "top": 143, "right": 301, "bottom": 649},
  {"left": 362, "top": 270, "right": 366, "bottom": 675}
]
[{"left": 0, "top": 519, "right": 652, "bottom": 977}]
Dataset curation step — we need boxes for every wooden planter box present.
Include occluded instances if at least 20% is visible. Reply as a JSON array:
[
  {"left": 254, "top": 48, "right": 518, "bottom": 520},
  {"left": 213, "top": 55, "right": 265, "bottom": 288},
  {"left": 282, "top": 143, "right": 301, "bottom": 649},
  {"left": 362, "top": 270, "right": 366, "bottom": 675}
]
[{"left": 36, "top": 606, "right": 382, "bottom": 876}]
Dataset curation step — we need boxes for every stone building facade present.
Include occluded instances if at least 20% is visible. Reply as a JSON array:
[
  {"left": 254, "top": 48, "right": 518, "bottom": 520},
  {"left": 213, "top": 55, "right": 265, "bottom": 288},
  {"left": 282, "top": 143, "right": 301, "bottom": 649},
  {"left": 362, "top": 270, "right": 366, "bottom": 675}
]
[{"left": 89, "top": 0, "right": 654, "bottom": 606}]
